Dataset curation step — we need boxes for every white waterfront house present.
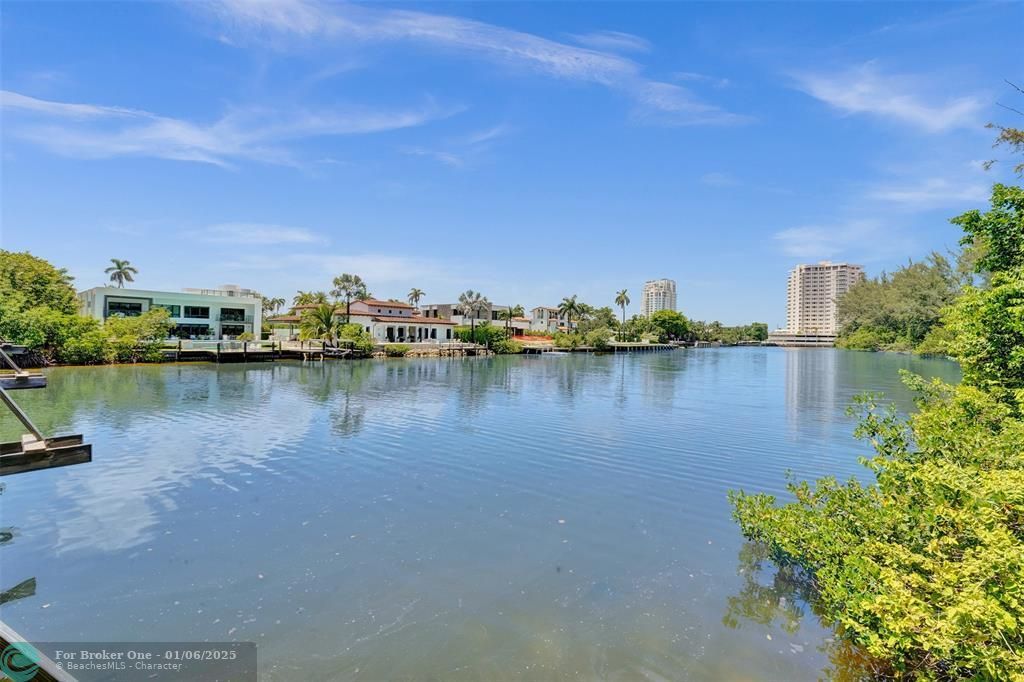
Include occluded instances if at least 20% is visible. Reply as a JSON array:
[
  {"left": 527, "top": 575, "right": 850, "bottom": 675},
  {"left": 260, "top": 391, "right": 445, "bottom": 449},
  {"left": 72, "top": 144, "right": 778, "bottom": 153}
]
[
  {"left": 419, "top": 302, "right": 531, "bottom": 335},
  {"left": 77, "top": 284, "right": 263, "bottom": 340},
  {"left": 529, "top": 306, "right": 572, "bottom": 333},
  {"left": 270, "top": 299, "right": 458, "bottom": 343}
]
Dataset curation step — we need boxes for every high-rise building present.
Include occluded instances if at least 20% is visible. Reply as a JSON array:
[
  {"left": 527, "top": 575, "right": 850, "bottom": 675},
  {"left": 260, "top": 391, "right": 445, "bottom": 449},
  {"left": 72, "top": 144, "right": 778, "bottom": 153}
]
[
  {"left": 784, "top": 261, "right": 864, "bottom": 335},
  {"left": 640, "top": 279, "right": 677, "bottom": 317}
]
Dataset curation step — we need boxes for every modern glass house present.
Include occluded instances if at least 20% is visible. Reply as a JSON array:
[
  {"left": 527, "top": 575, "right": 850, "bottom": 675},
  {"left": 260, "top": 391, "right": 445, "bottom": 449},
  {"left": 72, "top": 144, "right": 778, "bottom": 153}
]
[{"left": 77, "top": 285, "right": 263, "bottom": 340}]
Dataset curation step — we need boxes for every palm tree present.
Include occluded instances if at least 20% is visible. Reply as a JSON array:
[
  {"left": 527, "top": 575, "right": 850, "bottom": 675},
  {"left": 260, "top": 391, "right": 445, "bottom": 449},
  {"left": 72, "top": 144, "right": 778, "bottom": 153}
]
[
  {"left": 105, "top": 259, "right": 138, "bottom": 288},
  {"left": 331, "top": 274, "right": 369, "bottom": 323},
  {"left": 293, "top": 291, "right": 313, "bottom": 306},
  {"left": 615, "top": 289, "right": 630, "bottom": 339},
  {"left": 457, "top": 289, "right": 489, "bottom": 342},
  {"left": 499, "top": 304, "right": 525, "bottom": 336},
  {"left": 261, "top": 296, "right": 286, "bottom": 316},
  {"left": 407, "top": 288, "right": 425, "bottom": 309},
  {"left": 558, "top": 295, "right": 582, "bottom": 331},
  {"left": 300, "top": 303, "right": 341, "bottom": 342}
]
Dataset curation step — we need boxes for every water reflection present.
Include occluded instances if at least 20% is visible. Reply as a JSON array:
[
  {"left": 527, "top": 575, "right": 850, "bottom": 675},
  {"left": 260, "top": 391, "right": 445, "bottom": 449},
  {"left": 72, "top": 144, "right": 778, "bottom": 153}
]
[
  {"left": 0, "top": 350, "right": 960, "bottom": 679},
  {"left": 723, "top": 542, "right": 892, "bottom": 680}
]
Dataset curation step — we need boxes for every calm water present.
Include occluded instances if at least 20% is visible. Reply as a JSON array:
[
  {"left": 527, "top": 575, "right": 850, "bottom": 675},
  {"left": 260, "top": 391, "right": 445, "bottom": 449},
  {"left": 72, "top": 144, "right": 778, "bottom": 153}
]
[{"left": 0, "top": 349, "right": 959, "bottom": 681}]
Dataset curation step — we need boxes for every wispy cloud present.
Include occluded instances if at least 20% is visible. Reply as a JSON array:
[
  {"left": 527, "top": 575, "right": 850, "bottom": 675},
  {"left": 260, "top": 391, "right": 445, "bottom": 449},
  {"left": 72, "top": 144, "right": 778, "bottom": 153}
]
[
  {"left": 700, "top": 171, "right": 738, "bottom": 187},
  {"left": 791, "top": 62, "right": 984, "bottom": 133},
  {"left": 196, "top": 223, "right": 324, "bottom": 244},
  {"left": 202, "top": 0, "right": 747, "bottom": 126},
  {"left": 401, "top": 123, "right": 513, "bottom": 168},
  {"left": 630, "top": 82, "right": 751, "bottom": 126},
  {"left": 866, "top": 177, "right": 988, "bottom": 208},
  {"left": 567, "top": 30, "right": 651, "bottom": 53},
  {"left": 774, "top": 219, "right": 890, "bottom": 260},
  {"left": 1, "top": 90, "right": 455, "bottom": 167},
  {"left": 674, "top": 71, "right": 730, "bottom": 89},
  {"left": 400, "top": 146, "right": 465, "bottom": 167}
]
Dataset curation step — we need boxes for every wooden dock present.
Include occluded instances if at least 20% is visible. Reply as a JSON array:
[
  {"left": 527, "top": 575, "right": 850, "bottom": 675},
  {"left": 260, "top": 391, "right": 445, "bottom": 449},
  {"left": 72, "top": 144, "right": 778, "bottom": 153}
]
[
  {"left": 521, "top": 342, "right": 676, "bottom": 354},
  {"left": 0, "top": 342, "right": 92, "bottom": 477}
]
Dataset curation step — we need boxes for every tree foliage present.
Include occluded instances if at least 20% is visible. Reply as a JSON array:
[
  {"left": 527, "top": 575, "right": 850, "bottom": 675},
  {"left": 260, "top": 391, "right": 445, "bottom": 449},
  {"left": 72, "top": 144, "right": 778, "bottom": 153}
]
[
  {"left": 648, "top": 309, "right": 690, "bottom": 342},
  {"left": 836, "top": 254, "right": 960, "bottom": 351},
  {"left": 943, "top": 268, "right": 1024, "bottom": 399},
  {"left": 731, "top": 182, "right": 1024, "bottom": 680},
  {"left": 953, "top": 183, "right": 1024, "bottom": 275},
  {"left": 0, "top": 250, "right": 77, "bottom": 315}
]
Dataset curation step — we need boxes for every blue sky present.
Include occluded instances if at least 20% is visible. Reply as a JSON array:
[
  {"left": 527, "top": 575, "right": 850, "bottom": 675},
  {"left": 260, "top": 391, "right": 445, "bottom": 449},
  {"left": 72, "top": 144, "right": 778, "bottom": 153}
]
[{"left": 1, "top": 1, "right": 1020, "bottom": 327}]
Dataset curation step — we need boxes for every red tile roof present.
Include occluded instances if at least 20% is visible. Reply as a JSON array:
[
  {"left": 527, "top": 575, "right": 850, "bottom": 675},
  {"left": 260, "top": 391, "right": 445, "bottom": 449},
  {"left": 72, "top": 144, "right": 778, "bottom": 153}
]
[
  {"left": 360, "top": 299, "right": 413, "bottom": 309},
  {"left": 371, "top": 315, "right": 456, "bottom": 324}
]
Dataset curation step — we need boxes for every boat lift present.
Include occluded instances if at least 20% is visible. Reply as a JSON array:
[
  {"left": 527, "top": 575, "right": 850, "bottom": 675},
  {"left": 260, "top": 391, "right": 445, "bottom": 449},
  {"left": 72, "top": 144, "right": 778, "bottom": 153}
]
[{"left": 0, "top": 342, "right": 91, "bottom": 477}]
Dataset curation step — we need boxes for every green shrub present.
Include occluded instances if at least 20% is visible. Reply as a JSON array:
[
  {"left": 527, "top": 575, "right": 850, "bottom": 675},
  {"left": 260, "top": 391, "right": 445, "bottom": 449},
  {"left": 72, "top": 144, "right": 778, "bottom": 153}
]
[
  {"left": 943, "top": 269, "right": 1024, "bottom": 398},
  {"left": 338, "top": 323, "right": 374, "bottom": 354},
  {"left": 836, "top": 326, "right": 894, "bottom": 351},
  {"left": 731, "top": 376, "right": 1024, "bottom": 679},
  {"left": 383, "top": 344, "right": 410, "bottom": 357},
  {"left": 454, "top": 322, "right": 507, "bottom": 346},
  {"left": 552, "top": 331, "right": 580, "bottom": 349},
  {"left": 914, "top": 324, "right": 954, "bottom": 356},
  {"left": 492, "top": 338, "right": 523, "bottom": 354},
  {"left": 584, "top": 329, "right": 611, "bottom": 350},
  {"left": 236, "top": 331, "right": 255, "bottom": 342},
  {"left": 105, "top": 308, "right": 173, "bottom": 363},
  {"left": 59, "top": 328, "right": 112, "bottom": 364}
]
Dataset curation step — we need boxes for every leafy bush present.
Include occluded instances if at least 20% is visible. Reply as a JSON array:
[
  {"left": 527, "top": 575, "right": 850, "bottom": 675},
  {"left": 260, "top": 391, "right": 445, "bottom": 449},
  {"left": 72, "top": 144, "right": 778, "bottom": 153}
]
[
  {"left": 383, "top": 344, "right": 410, "bottom": 357},
  {"left": 552, "top": 331, "right": 580, "bottom": 349},
  {"left": 491, "top": 338, "right": 523, "bottom": 354},
  {"left": 731, "top": 182, "right": 1024, "bottom": 679},
  {"left": 105, "top": 308, "right": 173, "bottom": 363},
  {"left": 454, "top": 322, "right": 507, "bottom": 346},
  {"left": 584, "top": 328, "right": 611, "bottom": 350},
  {"left": 943, "top": 268, "right": 1024, "bottom": 398},
  {"left": 60, "top": 328, "right": 112, "bottom": 365},
  {"left": 730, "top": 378, "right": 1024, "bottom": 679},
  {"left": 236, "top": 331, "right": 255, "bottom": 342},
  {"left": 338, "top": 323, "right": 374, "bottom": 354},
  {"left": 835, "top": 326, "right": 894, "bottom": 351},
  {"left": 914, "top": 324, "right": 955, "bottom": 357}
]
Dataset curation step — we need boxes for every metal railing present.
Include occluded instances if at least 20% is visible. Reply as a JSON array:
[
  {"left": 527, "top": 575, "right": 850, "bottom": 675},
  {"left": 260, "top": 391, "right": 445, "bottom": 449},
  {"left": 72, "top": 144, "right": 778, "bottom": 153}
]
[{"left": 217, "top": 314, "right": 253, "bottom": 323}]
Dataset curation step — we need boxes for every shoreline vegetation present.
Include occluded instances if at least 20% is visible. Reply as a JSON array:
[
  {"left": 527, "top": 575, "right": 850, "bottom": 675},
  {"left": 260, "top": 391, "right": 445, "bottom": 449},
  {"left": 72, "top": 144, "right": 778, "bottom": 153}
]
[
  {"left": 0, "top": 251, "right": 770, "bottom": 367},
  {"left": 731, "top": 177, "right": 1024, "bottom": 679}
]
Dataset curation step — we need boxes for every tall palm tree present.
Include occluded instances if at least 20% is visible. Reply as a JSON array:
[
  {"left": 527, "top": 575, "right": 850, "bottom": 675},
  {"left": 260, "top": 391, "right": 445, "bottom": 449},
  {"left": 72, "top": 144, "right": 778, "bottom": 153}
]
[
  {"left": 300, "top": 303, "right": 341, "bottom": 342},
  {"left": 331, "top": 274, "right": 369, "bottom": 323},
  {"left": 105, "top": 259, "right": 137, "bottom": 288},
  {"left": 458, "top": 289, "right": 489, "bottom": 341},
  {"left": 293, "top": 291, "right": 313, "bottom": 306},
  {"left": 558, "top": 295, "right": 582, "bottom": 331},
  {"left": 407, "top": 288, "right": 425, "bottom": 309},
  {"left": 261, "top": 296, "right": 286, "bottom": 316},
  {"left": 615, "top": 289, "right": 630, "bottom": 338},
  {"left": 499, "top": 304, "right": 525, "bottom": 336}
]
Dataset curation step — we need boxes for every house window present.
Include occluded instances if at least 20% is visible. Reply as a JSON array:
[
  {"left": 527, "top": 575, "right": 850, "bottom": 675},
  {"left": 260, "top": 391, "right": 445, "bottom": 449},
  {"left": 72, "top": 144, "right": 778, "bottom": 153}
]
[
  {"left": 184, "top": 306, "right": 210, "bottom": 319},
  {"left": 106, "top": 301, "right": 144, "bottom": 317},
  {"left": 153, "top": 304, "right": 181, "bottom": 317}
]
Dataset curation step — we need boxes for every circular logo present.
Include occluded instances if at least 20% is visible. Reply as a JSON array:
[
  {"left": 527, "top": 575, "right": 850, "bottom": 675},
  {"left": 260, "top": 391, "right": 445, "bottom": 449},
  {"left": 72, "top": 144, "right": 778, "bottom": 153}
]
[{"left": 0, "top": 642, "right": 40, "bottom": 682}]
